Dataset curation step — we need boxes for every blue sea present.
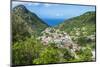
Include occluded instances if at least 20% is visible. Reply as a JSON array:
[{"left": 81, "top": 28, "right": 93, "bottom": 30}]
[{"left": 43, "top": 19, "right": 65, "bottom": 26}]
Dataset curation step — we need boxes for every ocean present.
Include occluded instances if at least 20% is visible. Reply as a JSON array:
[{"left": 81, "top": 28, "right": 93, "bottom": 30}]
[{"left": 43, "top": 19, "right": 65, "bottom": 26}]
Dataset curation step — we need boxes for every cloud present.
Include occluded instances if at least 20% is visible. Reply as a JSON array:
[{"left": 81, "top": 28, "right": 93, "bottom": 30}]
[
  {"left": 43, "top": 3, "right": 51, "bottom": 7},
  {"left": 12, "top": 1, "right": 60, "bottom": 8},
  {"left": 12, "top": 1, "right": 41, "bottom": 8},
  {"left": 25, "top": 3, "right": 40, "bottom": 6},
  {"left": 12, "top": 1, "right": 27, "bottom": 8},
  {"left": 33, "top": 3, "right": 40, "bottom": 6},
  {"left": 42, "top": 3, "right": 60, "bottom": 7}
]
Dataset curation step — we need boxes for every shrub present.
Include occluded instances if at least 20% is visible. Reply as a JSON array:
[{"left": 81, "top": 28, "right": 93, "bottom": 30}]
[
  {"left": 77, "top": 47, "right": 93, "bottom": 61},
  {"left": 12, "top": 37, "right": 43, "bottom": 65}
]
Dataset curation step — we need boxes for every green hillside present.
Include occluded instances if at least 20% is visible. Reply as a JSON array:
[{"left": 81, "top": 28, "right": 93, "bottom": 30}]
[
  {"left": 12, "top": 5, "right": 49, "bottom": 42},
  {"left": 57, "top": 11, "right": 96, "bottom": 48}
]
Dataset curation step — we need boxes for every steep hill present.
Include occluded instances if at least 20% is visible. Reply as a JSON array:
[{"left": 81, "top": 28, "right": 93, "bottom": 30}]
[
  {"left": 12, "top": 5, "right": 49, "bottom": 42},
  {"left": 57, "top": 11, "right": 96, "bottom": 35},
  {"left": 57, "top": 11, "right": 96, "bottom": 47}
]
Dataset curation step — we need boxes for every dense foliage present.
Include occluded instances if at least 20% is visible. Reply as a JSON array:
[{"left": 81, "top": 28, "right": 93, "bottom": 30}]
[
  {"left": 12, "top": 5, "right": 96, "bottom": 65},
  {"left": 12, "top": 36, "right": 93, "bottom": 65}
]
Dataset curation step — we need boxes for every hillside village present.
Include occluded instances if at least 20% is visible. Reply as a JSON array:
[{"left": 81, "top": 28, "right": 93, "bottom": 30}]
[
  {"left": 37, "top": 28, "right": 78, "bottom": 50},
  {"left": 37, "top": 27, "right": 95, "bottom": 60}
]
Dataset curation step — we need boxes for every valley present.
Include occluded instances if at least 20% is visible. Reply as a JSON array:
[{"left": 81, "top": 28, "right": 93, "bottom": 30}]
[{"left": 12, "top": 5, "right": 96, "bottom": 65}]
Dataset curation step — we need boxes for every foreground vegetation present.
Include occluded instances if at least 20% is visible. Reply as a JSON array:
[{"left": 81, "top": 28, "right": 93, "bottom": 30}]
[{"left": 12, "top": 36, "right": 93, "bottom": 65}]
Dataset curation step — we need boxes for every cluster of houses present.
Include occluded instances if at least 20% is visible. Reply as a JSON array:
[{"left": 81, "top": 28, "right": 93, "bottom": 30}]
[{"left": 37, "top": 28, "right": 79, "bottom": 51}]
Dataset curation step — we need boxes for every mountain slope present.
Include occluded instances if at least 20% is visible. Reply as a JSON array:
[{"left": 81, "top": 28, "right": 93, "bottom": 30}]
[
  {"left": 57, "top": 11, "right": 96, "bottom": 35},
  {"left": 12, "top": 5, "right": 49, "bottom": 42},
  {"left": 57, "top": 11, "right": 96, "bottom": 47}
]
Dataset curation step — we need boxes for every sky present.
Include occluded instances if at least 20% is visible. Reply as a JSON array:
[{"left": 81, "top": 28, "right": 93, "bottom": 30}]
[{"left": 12, "top": 1, "right": 95, "bottom": 26}]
